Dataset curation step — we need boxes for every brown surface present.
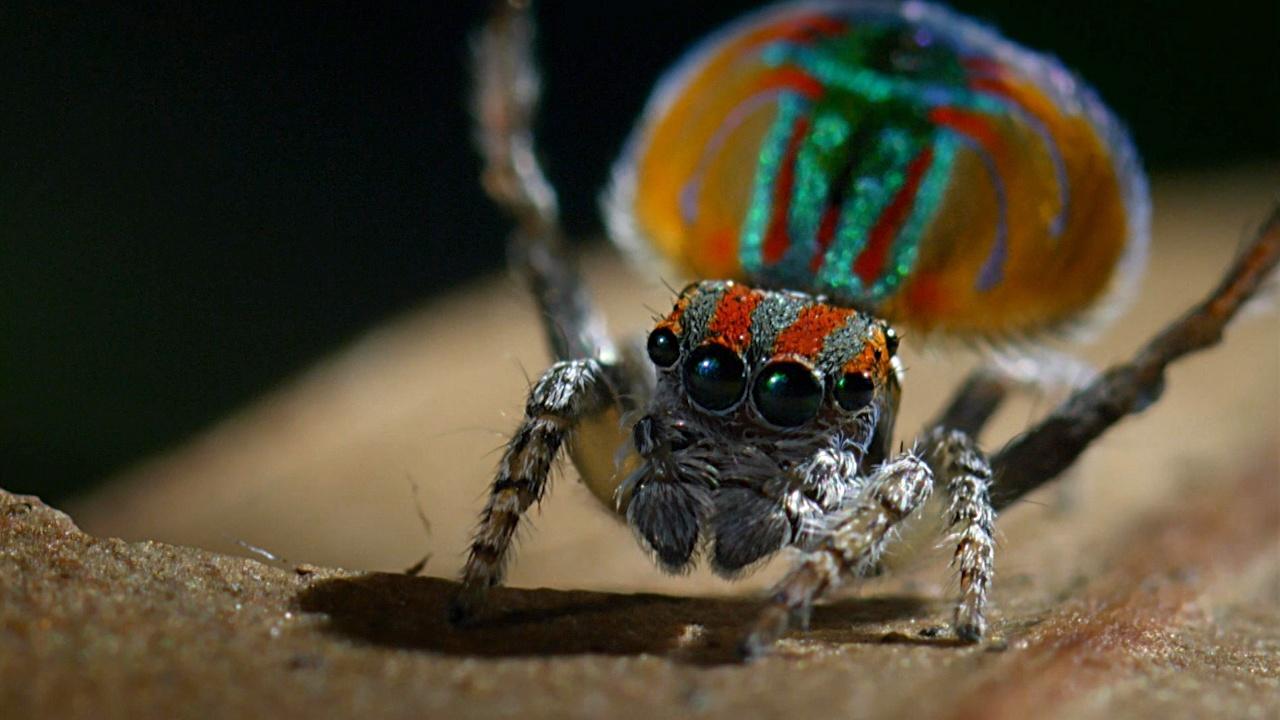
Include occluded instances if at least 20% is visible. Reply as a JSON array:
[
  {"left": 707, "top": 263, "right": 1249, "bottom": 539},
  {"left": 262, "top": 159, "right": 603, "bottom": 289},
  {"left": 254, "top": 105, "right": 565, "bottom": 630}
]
[{"left": 3, "top": 167, "right": 1278, "bottom": 718}]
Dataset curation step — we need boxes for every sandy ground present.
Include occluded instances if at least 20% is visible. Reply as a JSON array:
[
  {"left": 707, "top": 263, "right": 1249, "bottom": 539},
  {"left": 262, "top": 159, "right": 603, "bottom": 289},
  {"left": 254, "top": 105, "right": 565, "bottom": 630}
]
[{"left": 1, "top": 166, "right": 1276, "bottom": 719}]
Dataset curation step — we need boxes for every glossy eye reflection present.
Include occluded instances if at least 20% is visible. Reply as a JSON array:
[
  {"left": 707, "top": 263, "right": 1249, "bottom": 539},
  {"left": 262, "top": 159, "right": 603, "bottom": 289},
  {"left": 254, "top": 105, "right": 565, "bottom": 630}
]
[
  {"left": 835, "top": 370, "right": 876, "bottom": 411},
  {"left": 646, "top": 327, "right": 680, "bottom": 367},
  {"left": 752, "top": 361, "right": 823, "bottom": 427},
  {"left": 683, "top": 344, "right": 746, "bottom": 411}
]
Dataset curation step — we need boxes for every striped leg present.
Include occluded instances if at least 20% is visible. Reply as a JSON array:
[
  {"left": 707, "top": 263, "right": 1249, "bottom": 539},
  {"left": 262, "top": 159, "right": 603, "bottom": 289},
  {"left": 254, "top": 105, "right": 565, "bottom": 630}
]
[
  {"left": 450, "top": 358, "right": 613, "bottom": 623},
  {"left": 741, "top": 453, "right": 933, "bottom": 658},
  {"left": 923, "top": 427, "right": 996, "bottom": 641}
]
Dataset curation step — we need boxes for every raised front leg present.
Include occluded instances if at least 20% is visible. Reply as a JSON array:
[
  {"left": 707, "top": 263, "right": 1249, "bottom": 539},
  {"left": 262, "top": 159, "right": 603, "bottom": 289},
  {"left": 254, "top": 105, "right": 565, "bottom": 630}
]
[
  {"left": 474, "top": 0, "right": 614, "bottom": 365},
  {"left": 922, "top": 427, "right": 996, "bottom": 641},
  {"left": 741, "top": 452, "right": 934, "bottom": 658},
  {"left": 450, "top": 359, "right": 615, "bottom": 623}
]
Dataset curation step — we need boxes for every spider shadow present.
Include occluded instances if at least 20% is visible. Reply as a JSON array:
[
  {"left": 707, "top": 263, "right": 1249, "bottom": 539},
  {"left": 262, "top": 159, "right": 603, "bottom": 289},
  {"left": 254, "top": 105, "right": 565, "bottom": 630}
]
[{"left": 294, "top": 573, "right": 949, "bottom": 665}]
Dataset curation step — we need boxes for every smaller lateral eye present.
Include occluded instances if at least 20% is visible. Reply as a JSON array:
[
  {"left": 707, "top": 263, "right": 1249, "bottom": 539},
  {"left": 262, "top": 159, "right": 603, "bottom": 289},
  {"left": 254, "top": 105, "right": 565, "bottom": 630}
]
[
  {"left": 884, "top": 325, "right": 900, "bottom": 356},
  {"left": 646, "top": 327, "right": 680, "bottom": 367},
  {"left": 834, "top": 371, "right": 876, "bottom": 411}
]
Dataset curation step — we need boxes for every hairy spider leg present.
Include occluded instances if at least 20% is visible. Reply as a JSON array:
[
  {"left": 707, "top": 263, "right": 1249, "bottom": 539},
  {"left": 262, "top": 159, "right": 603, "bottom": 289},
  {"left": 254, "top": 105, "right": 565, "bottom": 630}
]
[
  {"left": 744, "top": 206, "right": 1279, "bottom": 655},
  {"left": 472, "top": 0, "right": 617, "bottom": 366},
  {"left": 742, "top": 451, "right": 935, "bottom": 657},
  {"left": 452, "top": 359, "right": 613, "bottom": 623},
  {"left": 453, "top": 1, "right": 645, "bottom": 622},
  {"left": 924, "top": 427, "right": 996, "bottom": 640}
]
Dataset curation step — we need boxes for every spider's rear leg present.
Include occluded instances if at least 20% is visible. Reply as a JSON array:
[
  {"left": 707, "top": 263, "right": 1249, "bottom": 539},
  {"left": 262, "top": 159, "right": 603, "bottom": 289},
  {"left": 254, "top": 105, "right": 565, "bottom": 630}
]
[
  {"left": 990, "top": 204, "right": 1279, "bottom": 509},
  {"left": 928, "top": 369, "right": 1010, "bottom": 439},
  {"left": 741, "top": 452, "right": 933, "bottom": 659},
  {"left": 450, "top": 358, "right": 615, "bottom": 624}
]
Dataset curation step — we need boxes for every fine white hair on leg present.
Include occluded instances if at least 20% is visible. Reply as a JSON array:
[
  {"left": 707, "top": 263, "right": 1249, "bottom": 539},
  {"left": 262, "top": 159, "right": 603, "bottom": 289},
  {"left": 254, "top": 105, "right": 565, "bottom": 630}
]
[
  {"left": 923, "top": 427, "right": 996, "bottom": 642},
  {"left": 741, "top": 451, "right": 933, "bottom": 659},
  {"left": 450, "top": 358, "right": 614, "bottom": 624}
]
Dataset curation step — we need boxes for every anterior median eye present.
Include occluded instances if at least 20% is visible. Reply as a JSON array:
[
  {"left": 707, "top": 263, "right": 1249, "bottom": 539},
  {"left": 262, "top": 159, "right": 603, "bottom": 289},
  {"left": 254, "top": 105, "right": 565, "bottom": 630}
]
[
  {"left": 646, "top": 327, "right": 680, "bottom": 367},
  {"left": 834, "top": 370, "right": 875, "bottom": 411},
  {"left": 683, "top": 343, "right": 746, "bottom": 411},
  {"left": 752, "top": 361, "right": 823, "bottom": 427}
]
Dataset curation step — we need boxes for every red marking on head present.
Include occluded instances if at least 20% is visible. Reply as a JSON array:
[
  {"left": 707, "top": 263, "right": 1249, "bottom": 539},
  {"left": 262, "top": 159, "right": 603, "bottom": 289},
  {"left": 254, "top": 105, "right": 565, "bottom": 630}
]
[
  {"left": 854, "top": 147, "right": 934, "bottom": 284},
  {"left": 773, "top": 304, "right": 855, "bottom": 359},
  {"left": 706, "top": 284, "right": 763, "bottom": 353},
  {"left": 763, "top": 116, "right": 812, "bottom": 265}
]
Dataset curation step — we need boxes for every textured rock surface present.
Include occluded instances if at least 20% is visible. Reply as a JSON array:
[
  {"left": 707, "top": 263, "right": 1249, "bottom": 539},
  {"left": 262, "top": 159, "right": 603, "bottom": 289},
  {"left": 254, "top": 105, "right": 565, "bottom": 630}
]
[
  {"left": 3, "top": 468, "right": 1278, "bottom": 719},
  {"left": 5, "top": 169, "right": 1278, "bottom": 719}
]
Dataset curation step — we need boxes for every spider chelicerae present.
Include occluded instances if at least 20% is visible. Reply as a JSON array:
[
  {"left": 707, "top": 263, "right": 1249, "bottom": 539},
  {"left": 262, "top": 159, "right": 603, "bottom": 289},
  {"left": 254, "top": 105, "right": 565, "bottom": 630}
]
[{"left": 448, "top": 0, "right": 1279, "bottom": 658}]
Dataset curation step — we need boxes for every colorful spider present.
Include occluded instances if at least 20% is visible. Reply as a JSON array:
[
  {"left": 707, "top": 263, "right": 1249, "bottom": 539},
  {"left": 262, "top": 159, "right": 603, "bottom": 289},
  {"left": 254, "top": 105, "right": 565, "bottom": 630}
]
[{"left": 450, "top": 0, "right": 1279, "bottom": 657}]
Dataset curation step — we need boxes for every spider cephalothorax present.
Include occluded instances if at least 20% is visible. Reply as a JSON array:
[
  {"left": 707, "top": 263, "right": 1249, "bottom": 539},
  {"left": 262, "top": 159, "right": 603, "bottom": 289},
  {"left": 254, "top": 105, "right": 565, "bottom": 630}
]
[{"left": 621, "top": 280, "right": 900, "bottom": 574}]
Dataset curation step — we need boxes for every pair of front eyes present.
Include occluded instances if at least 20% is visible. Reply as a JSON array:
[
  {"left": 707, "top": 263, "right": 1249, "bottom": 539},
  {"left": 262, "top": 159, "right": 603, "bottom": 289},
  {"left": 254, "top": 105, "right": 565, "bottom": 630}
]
[{"left": 646, "top": 327, "right": 876, "bottom": 427}]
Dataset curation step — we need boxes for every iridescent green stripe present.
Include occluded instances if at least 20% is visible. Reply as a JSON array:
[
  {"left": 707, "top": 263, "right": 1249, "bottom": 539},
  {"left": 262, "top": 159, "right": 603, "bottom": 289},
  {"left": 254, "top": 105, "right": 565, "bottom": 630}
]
[
  {"left": 813, "top": 127, "right": 922, "bottom": 296},
  {"left": 739, "top": 94, "right": 809, "bottom": 276},
  {"left": 776, "top": 110, "right": 852, "bottom": 284},
  {"left": 870, "top": 133, "right": 957, "bottom": 300},
  {"left": 765, "top": 42, "right": 1006, "bottom": 115}
]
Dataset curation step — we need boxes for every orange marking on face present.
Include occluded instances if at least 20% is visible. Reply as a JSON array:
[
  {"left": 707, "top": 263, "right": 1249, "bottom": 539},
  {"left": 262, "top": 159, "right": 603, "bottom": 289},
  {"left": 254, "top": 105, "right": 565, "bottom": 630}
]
[
  {"left": 706, "top": 284, "right": 763, "bottom": 352},
  {"left": 841, "top": 325, "right": 892, "bottom": 380},
  {"left": 658, "top": 292, "right": 693, "bottom": 335},
  {"left": 773, "top": 304, "right": 855, "bottom": 359}
]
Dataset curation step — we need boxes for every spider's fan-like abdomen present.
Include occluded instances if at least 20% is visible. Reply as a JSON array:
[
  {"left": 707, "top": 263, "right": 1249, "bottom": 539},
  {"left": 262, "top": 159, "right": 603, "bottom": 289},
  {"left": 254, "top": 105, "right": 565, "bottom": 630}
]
[{"left": 606, "top": 0, "right": 1149, "bottom": 340}]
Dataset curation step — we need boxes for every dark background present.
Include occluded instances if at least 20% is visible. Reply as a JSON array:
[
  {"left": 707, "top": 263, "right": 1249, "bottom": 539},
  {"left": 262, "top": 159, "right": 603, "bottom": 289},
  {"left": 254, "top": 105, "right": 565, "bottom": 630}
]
[{"left": 4, "top": 1, "right": 1277, "bottom": 502}]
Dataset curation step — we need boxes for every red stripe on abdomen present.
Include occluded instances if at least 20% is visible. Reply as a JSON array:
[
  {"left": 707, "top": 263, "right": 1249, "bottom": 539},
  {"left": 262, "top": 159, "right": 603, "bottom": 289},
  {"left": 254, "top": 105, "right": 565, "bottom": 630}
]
[
  {"left": 754, "top": 68, "right": 824, "bottom": 101},
  {"left": 810, "top": 203, "right": 841, "bottom": 272},
  {"left": 929, "top": 107, "right": 1004, "bottom": 153},
  {"left": 854, "top": 147, "right": 934, "bottom": 285},
  {"left": 762, "top": 116, "right": 811, "bottom": 265}
]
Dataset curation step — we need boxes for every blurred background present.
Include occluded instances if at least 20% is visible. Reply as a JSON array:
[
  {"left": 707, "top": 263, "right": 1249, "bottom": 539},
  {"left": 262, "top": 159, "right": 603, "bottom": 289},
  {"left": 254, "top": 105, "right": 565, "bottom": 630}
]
[{"left": 4, "top": 0, "right": 1278, "bottom": 505}]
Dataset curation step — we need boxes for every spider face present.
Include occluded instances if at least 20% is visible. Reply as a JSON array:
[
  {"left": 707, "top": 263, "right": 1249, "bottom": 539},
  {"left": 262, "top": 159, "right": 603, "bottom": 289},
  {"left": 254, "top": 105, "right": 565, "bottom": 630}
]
[{"left": 620, "top": 280, "right": 901, "bottom": 574}]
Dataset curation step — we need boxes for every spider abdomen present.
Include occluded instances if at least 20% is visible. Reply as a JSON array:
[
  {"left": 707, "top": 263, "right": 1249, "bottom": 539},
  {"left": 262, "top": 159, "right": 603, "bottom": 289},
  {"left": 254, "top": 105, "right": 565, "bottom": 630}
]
[{"left": 607, "top": 1, "right": 1150, "bottom": 339}]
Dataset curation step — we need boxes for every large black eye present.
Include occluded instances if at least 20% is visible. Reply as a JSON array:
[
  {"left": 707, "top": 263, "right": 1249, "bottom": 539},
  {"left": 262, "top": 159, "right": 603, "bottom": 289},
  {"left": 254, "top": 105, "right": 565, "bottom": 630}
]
[
  {"left": 834, "top": 371, "right": 876, "bottom": 411},
  {"left": 683, "top": 344, "right": 746, "bottom": 412},
  {"left": 752, "top": 361, "right": 823, "bottom": 427},
  {"left": 646, "top": 327, "right": 680, "bottom": 367}
]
